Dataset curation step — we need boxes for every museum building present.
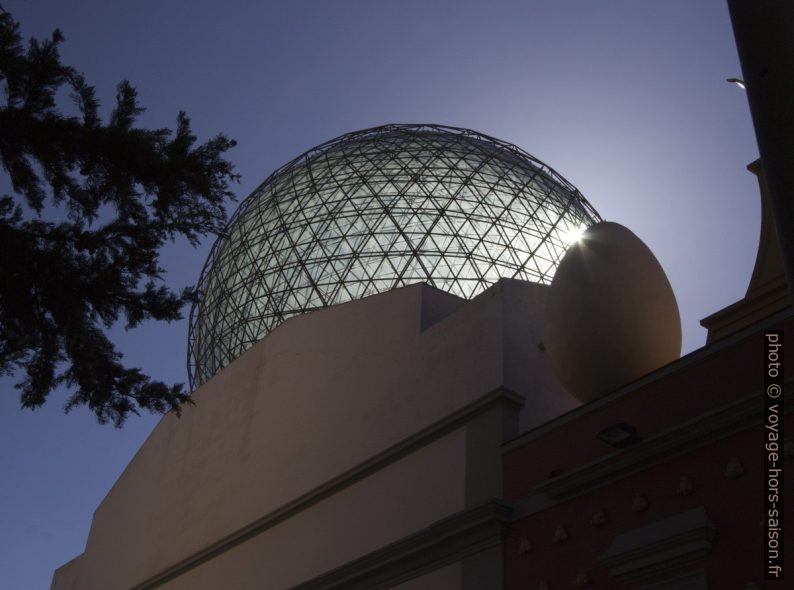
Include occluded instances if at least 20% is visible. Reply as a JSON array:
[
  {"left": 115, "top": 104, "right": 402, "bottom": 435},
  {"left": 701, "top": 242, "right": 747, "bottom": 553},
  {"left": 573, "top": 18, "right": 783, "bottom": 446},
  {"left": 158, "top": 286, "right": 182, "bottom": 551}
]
[{"left": 51, "top": 123, "right": 792, "bottom": 590}]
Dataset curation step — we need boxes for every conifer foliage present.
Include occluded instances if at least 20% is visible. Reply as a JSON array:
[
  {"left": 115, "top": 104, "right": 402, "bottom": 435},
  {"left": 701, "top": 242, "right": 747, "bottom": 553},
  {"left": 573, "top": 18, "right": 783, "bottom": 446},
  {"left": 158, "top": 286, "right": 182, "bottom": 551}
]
[{"left": 0, "top": 10, "right": 238, "bottom": 425}]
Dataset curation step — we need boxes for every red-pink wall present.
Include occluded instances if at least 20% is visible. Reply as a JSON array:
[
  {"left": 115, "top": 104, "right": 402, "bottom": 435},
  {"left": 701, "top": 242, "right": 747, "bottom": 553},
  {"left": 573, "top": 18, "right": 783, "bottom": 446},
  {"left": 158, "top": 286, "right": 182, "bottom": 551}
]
[{"left": 504, "top": 318, "right": 794, "bottom": 588}]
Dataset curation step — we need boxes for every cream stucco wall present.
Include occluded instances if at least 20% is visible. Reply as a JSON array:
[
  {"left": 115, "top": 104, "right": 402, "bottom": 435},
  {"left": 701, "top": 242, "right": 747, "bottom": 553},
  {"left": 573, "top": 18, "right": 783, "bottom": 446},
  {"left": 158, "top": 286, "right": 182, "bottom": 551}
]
[
  {"left": 52, "top": 279, "right": 578, "bottom": 590},
  {"left": 156, "top": 429, "right": 467, "bottom": 590}
]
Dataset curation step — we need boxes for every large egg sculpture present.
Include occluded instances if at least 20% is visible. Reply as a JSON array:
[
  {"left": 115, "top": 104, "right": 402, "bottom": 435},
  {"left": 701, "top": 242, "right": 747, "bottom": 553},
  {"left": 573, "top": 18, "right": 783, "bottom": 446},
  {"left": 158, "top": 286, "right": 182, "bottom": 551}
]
[{"left": 543, "top": 221, "right": 681, "bottom": 402}]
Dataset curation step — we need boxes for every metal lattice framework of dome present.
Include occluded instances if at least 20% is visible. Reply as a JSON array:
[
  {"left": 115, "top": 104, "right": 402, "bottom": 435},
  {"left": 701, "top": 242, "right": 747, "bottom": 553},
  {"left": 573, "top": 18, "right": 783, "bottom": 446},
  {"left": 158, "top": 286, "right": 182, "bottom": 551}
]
[{"left": 188, "top": 124, "right": 601, "bottom": 388}]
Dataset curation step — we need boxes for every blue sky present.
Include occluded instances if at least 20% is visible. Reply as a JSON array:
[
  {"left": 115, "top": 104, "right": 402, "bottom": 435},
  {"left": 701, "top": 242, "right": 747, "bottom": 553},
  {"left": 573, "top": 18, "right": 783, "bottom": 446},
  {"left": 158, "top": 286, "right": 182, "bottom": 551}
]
[{"left": 0, "top": 1, "right": 759, "bottom": 588}]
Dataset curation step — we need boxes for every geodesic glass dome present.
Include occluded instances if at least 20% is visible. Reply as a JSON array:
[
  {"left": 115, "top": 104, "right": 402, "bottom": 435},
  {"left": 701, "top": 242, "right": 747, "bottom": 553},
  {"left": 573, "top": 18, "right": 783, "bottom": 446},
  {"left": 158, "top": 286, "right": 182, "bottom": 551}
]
[{"left": 188, "top": 124, "right": 601, "bottom": 388}]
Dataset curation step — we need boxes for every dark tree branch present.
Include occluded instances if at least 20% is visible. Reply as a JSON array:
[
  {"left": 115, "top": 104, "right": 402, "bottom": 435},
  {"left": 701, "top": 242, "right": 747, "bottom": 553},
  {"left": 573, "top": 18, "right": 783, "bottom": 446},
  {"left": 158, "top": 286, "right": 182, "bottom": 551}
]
[{"left": 0, "top": 10, "right": 239, "bottom": 425}]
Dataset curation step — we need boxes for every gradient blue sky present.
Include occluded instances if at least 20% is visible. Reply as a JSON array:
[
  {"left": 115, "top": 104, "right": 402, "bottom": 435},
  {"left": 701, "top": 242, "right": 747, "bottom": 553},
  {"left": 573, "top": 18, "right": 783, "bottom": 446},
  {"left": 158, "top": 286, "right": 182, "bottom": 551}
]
[{"left": 0, "top": 1, "right": 759, "bottom": 588}]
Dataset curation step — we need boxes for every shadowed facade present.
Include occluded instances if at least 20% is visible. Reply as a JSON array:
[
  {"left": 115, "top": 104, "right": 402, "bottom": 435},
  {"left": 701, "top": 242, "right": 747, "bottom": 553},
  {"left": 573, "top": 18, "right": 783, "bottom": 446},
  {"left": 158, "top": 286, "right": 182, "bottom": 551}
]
[{"left": 53, "top": 279, "right": 582, "bottom": 589}]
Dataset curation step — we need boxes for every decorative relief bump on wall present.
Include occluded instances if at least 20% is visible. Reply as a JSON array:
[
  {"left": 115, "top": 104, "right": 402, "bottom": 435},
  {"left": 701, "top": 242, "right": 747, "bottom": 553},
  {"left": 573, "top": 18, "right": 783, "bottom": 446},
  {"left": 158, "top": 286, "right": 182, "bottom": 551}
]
[
  {"left": 538, "top": 580, "right": 551, "bottom": 590},
  {"left": 725, "top": 457, "right": 744, "bottom": 479},
  {"left": 553, "top": 525, "right": 569, "bottom": 543},
  {"left": 590, "top": 510, "right": 607, "bottom": 527},
  {"left": 677, "top": 475, "right": 694, "bottom": 496},
  {"left": 631, "top": 492, "right": 648, "bottom": 512},
  {"left": 518, "top": 536, "right": 533, "bottom": 555},
  {"left": 572, "top": 570, "right": 590, "bottom": 587}
]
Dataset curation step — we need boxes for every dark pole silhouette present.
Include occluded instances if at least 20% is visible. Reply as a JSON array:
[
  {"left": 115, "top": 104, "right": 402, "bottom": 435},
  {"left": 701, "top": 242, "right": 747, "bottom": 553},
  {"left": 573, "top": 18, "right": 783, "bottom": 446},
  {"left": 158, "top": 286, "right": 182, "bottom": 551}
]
[{"left": 727, "top": 1, "right": 794, "bottom": 295}]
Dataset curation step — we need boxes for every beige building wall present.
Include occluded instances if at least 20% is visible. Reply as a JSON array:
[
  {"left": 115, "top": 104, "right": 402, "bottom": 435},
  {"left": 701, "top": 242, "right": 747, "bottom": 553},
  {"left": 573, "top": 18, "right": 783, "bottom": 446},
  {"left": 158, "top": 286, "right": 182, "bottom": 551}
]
[
  {"left": 155, "top": 429, "right": 466, "bottom": 590},
  {"left": 52, "top": 279, "right": 578, "bottom": 590}
]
